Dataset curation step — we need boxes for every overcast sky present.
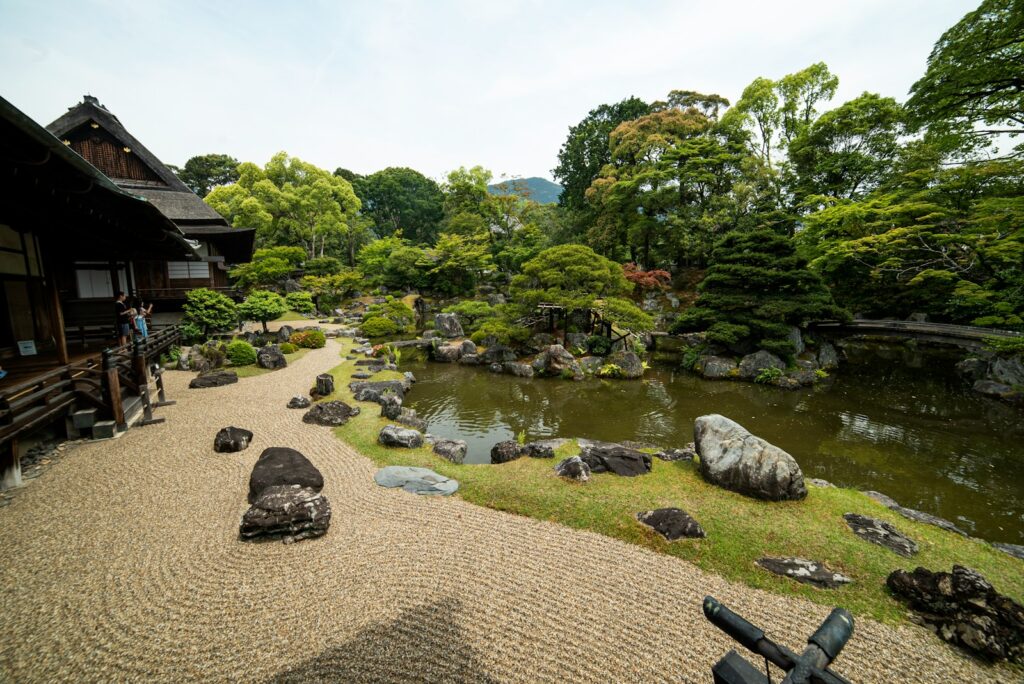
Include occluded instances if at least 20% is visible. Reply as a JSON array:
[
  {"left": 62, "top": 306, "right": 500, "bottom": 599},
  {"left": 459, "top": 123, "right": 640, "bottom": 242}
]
[{"left": 1, "top": 0, "right": 976, "bottom": 183}]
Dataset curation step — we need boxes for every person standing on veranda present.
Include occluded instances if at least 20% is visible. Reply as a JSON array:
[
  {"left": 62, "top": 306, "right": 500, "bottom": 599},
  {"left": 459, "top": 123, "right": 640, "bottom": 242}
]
[{"left": 114, "top": 291, "right": 132, "bottom": 347}]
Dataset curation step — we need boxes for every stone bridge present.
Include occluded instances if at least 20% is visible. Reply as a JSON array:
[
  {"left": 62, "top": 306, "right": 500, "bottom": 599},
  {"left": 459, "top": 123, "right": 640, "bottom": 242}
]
[{"left": 807, "top": 319, "right": 1023, "bottom": 350}]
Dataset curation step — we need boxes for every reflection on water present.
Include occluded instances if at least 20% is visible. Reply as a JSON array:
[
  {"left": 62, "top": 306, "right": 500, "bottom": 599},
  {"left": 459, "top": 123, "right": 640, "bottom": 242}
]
[{"left": 401, "top": 345, "right": 1024, "bottom": 544}]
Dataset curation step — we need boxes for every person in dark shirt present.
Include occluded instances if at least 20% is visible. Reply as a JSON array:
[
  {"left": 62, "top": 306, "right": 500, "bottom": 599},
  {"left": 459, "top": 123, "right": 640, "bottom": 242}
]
[{"left": 114, "top": 291, "right": 132, "bottom": 347}]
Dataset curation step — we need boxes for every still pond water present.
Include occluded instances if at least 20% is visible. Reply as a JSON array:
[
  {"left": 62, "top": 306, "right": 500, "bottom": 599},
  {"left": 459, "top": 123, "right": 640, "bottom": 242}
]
[{"left": 400, "top": 344, "right": 1024, "bottom": 545}]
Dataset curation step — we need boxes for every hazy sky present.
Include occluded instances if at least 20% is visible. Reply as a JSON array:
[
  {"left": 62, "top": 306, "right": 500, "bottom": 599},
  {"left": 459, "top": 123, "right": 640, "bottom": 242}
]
[{"left": 1, "top": 0, "right": 976, "bottom": 183}]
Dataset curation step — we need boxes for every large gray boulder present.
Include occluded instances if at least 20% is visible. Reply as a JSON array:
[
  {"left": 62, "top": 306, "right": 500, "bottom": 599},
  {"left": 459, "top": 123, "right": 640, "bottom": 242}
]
[
  {"left": 738, "top": 350, "right": 785, "bottom": 380},
  {"left": 256, "top": 344, "right": 287, "bottom": 370},
  {"left": 817, "top": 343, "right": 840, "bottom": 370},
  {"left": 248, "top": 447, "right": 324, "bottom": 503},
  {"left": 989, "top": 355, "right": 1024, "bottom": 386},
  {"left": 239, "top": 485, "right": 330, "bottom": 544},
  {"left": 276, "top": 325, "right": 295, "bottom": 343},
  {"left": 503, "top": 362, "right": 534, "bottom": 378},
  {"left": 350, "top": 379, "right": 410, "bottom": 403},
  {"left": 785, "top": 326, "right": 805, "bottom": 355},
  {"left": 481, "top": 344, "right": 517, "bottom": 365},
  {"left": 434, "top": 313, "right": 464, "bottom": 338},
  {"left": 378, "top": 425, "right": 424, "bottom": 449},
  {"left": 694, "top": 415, "right": 806, "bottom": 501}
]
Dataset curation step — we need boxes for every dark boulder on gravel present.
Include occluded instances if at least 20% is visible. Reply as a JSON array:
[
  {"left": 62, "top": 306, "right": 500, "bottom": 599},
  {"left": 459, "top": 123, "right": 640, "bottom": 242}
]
[
  {"left": 239, "top": 485, "right": 330, "bottom": 544},
  {"left": 248, "top": 447, "right": 324, "bottom": 503},
  {"left": 214, "top": 426, "right": 253, "bottom": 453},
  {"left": 287, "top": 395, "right": 312, "bottom": 409},
  {"left": 302, "top": 401, "right": 360, "bottom": 427},
  {"left": 256, "top": 345, "right": 287, "bottom": 370},
  {"left": 189, "top": 370, "right": 238, "bottom": 389}
]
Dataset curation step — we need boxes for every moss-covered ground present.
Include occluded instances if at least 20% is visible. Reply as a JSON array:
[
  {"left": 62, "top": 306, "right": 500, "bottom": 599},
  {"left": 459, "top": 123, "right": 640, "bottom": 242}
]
[{"left": 323, "top": 339, "right": 1024, "bottom": 625}]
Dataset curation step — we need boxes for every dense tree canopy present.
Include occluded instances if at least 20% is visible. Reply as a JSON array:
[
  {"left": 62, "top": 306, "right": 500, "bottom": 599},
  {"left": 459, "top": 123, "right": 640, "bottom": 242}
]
[
  {"left": 205, "top": 152, "right": 361, "bottom": 259},
  {"left": 170, "top": 153, "right": 239, "bottom": 197},
  {"left": 354, "top": 167, "right": 444, "bottom": 244}
]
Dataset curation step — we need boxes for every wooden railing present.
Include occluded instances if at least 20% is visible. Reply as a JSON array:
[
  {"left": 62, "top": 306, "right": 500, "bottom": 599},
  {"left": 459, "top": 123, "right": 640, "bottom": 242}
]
[{"left": 0, "top": 325, "right": 182, "bottom": 447}]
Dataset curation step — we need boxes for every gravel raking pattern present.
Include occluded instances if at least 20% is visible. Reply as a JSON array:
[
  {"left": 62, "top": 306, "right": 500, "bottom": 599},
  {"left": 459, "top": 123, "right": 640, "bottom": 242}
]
[{"left": 0, "top": 338, "right": 1012, "bottom": 683}]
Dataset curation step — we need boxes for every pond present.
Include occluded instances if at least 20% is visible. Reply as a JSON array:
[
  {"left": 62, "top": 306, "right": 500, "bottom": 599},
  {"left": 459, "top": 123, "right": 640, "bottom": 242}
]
[{"left": 400, "top": 344, "right": 1024, "bottom": 545}]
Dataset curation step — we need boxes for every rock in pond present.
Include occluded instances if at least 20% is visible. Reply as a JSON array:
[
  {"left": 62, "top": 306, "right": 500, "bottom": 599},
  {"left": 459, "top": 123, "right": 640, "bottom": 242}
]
[
  {"left": 503, "top": 362, "right": 534, "bottom": 378},
  {"left": 256, "top": 345, "right": 287, "bottom": 370},
  {"left": 844, "top": 512, "right": 918, "bottom": 557},
  {"left": 374, "top": 465, "right": 458, "bottom": 496},
  {"left": 491, "top": 440, "right": 522, "bottom": 464},
  {"left": 189, "top": 370, "right": 238, "bottom": 389},
  {"left": 606, "top": 350, "right": 644, "bottom": 379},
  {"left": 579, "top": 441, "right": 652, "bottom": 477},
  {"left": 240, "top": 485, "right": 330, "bottom": 544},
  {"left": 459, "top": 340, "right": 477, "bottom": 356},
  {"left": 738, "top": 350, "right": 785, "bottom": 380},
  {"left": 532, "top": 345, "right": 577, "bottom": 376},
  {"left": 434, "top": 313, "right": 464, "bottom": 339},
  {"left": 248, "top": 447, "right": 324, "bottom": 503},
  {"left": 432, "top": 343, "right": 462, "bottom": 363},
  {"left": 433, "top": 439, "right": 468, "bottom": 464},
  {"left": 694, "top": 414, "right": 806, "bottom": 501},
  {"left": 287, "top": 395, "right": 311, "bottom": 409},
  {"left": 757, "top": 557, "right": 852, "bottom": 589},
  {"left": 554, "top": 456, "right": 591, "bottom": 482},
  {"left": 887, "top": 565, "right": 1024, "bottom": 662},
  {"left": 480, "top": 344, "right": 517, "bottom": 365},
  {"left": 637, "top": 508, "right": 705, "bottom": 541},
  {"left": 302, "top": 401, "right": 360, "bottom": 427},
  {"left": 214, "top": 426, "right": 253, "bottom": 453},
  {"left": 695, "top": 356, "right": 737, "bottom": 380},
  {"left": 378, "top": 425, "right": 424, "bottom": 449}
]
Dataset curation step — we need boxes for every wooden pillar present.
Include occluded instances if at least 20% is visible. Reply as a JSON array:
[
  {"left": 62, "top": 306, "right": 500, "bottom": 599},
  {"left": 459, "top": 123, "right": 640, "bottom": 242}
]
[
  {"left": 1, "top": 438, "right": 21, "bottom": 490},
  {"left": 132, "top": 336, "right": 149, "bottom": 386},
  {"left": 102, "top": 349, "right": 125, "bottom": 428},
  {"left": 46, "top": 270, "right": 69, "bottom": 365}
]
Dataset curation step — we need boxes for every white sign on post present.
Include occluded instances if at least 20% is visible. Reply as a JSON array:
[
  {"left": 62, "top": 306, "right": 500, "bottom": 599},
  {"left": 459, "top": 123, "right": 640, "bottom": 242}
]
[{"left": 17, "top": 340, "right": 37, "bottom": 356}]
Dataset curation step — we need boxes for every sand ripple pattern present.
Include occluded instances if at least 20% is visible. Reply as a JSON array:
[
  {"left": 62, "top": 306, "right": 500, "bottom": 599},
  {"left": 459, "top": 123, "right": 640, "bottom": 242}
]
[{"left": 0, "top": 338, "right": 1011, "bottom": 683}]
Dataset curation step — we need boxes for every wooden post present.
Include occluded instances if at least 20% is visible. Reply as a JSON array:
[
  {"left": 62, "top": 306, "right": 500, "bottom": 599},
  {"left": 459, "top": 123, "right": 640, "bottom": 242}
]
[
  {"left": 1, "top": 438, "right": 21, "bottom": 490},
  {"left": 132, "top": 336, "right": 149, "bottom": 386},
  {"left": 45, "top": 270, "right": 69, "bottom": 365},
  {"left": 102, "top": 349, "right": 125, "bottom": 429}
]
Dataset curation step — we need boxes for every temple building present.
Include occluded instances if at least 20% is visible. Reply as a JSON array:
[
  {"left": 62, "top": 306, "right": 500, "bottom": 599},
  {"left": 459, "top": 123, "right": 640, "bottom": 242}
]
[{"left": 45, "top": 95, "right": 253, "bottom": 323}]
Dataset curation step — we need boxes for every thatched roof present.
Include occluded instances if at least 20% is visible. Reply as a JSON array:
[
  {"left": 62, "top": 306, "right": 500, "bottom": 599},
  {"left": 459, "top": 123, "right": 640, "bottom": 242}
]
[{"left": 46, "top": 96, "right": 230, "bottom": 226}]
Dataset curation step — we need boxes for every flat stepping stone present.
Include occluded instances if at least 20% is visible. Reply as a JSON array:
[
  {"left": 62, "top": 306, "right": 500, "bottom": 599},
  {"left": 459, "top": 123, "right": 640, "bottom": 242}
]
[
  {"left": 844, "top": 513, "right": 918, "bottom": 557},
  {"left": 374, "top": 466, "right": 458, "bottom": 496},
  {"left": 757, "top": 557, "right": 852, "bottom": 589},
  {"left": 993, "top": 542, "right": 1024, "bottom": 560},
  {"left": 864, "top": 490, "right": 968, "bottom": 536},
  {"left": 351, "top": 371, "right": 377, "bottom": 379},
  {"left": 637, "top": 508, "right": 705, "bottom": 540}
]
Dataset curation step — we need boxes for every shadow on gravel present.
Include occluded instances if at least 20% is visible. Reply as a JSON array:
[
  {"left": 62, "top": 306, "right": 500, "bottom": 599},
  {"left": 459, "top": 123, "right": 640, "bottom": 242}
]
[{"left": 264, "top": 598, "right": 499, "bottom": 683}]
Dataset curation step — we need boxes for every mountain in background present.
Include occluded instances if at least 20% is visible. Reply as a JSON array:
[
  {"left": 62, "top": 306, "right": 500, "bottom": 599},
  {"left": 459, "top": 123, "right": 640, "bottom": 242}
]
[{"left": 487, "top": 177, "right": 562, "bottom": 204}]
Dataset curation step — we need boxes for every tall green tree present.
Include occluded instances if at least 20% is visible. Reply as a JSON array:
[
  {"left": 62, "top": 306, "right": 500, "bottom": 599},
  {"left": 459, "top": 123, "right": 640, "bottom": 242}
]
[
  {"left": 553, "top": 96, "right": 651, "bottom": 210},
  {"left": 171, "top": 153, "right": 239, "bottom": 197},
  {"left": 354, "top": 167, "right": 445, "bottom": 244},
  {"left": 205, "top": 152, "right": 361, "bottom": 259},
  {"left": 673, "top": 229, "right": 847, "bottom": 356},
  {"left": 907, "top": 0, "right": 1024, "bottom": 155}
]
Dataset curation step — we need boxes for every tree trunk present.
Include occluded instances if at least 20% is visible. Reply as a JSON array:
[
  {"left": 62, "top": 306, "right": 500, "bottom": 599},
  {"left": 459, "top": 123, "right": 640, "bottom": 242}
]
[{"left": 262, "top": 320, "right": 269, "bottom": 333}]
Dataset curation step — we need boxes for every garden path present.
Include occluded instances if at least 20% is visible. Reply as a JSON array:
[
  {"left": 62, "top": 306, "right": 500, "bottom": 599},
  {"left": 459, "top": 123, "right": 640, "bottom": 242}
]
[{"left": 0, "top": 338, "right": 1009, "bottom": 683}]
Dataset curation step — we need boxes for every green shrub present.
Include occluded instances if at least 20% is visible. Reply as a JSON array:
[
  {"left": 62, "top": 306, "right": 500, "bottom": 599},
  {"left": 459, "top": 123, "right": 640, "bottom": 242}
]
[
  {"left": 814, "top": 368, "right": 829, "bottom": 379},
  {"left": 469, "top": 320, "right": 530, "bottom": 346},
  {"left": 183, "top": 288, "right": 237, "bottom": 337},
  {"left": 226, "top": 339, "right": 258, "bottom": 366},
  {"left": 179, "top": 322, "right": 204, "bottom": 344},
  {"left": 285, "top": 291, "right": 315, "bottom": 314},
  {"left": 279, "top": 342, "right": 298, "bottom": 354},
  {"left": 360, "top": 317, "right": 399, "bottom": 338},
  {"left": 238, "top": 290, "right": 288, "bottom": 333},
  {"left": 983, "top": 336, "right": 1024, "bottom": 354},
  {"left": 362, "top": 297, "right": 416, "bottom": 331},
  {"left": 597, "top": 363, "right": 623, "bottom": 378},
  {"left": 167, "top": 345, "right": 182, "bottom": 363},
  {"left": 681, "top": 348, "right": 701, "bottom": 371},
  {"left": 289, "top": 330, "right": 327, "bottom": 349},
  {"left": 304, "top": 256, "right": 342, "bottom": 276},
  {"left": 586, "top": 335, "right": 613, "bottom": 356},
  {"left": 754, "top": 367, "right": 783, "bottom": 384}
]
